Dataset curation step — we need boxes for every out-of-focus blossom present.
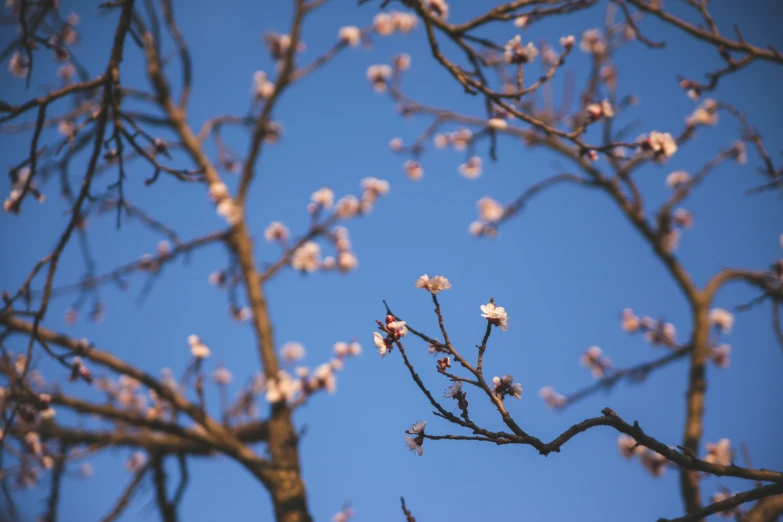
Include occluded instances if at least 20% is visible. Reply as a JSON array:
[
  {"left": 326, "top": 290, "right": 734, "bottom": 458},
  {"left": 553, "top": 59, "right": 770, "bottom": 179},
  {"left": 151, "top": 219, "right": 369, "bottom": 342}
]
[
  {"left": 492, "top": 374, "right": 522, "bottom": 400},
  {"left": 125, "top": 451, "right": 147, "bottom": 473},
  {"left": 686, "top": 99, "right": 718, "bottom": 126},
  {"left": 580, "top": 29, "right": 605, "bottom": 55},
  {"left": 424, "top": 0, "right": 449, "bottom": 19},
  {"left": 704, "top": 439, "right": 733, "bottom": 467},
  {"left": 188, "top": 335, "right": 211, "bottom": 359},
  {"left": 503, "top": 35, "right": 538, "bottom": 64},
  {"left": 666, "top": 171, "right": 691, "bottom": 189},
  {"left": 640, "top": 449, "right": 668, "bottom": 477},
  {"left": 477, "top": 196, "right": 504, "bottom": 222},
  {"left": 280, "top": 342, "right": 306, "bottom": 363},
  {"left": 338, "top": 26, "right": 361, "bottom": 47},
  {"left": 366, "top": 64, "right": 392, "bottom": 93},
  {"left": 709, "top": 344, "right": 731, "bottom": 368},
  {"left": 311, "top": 187, "right": 334, "bottom": 209},
  {"left": 580, "top": 345, "right": 611, "bottom": 378},
  {"left": 252, "top": 71, "right": 275, "bottom": 101},
  {"left": 291, "top": 241, "right": 321, "bottom": 272},
  {"left": 404, "top": 160, "right": 424, "bottom": 180},
  {"left": 538, "top": 386, "right": 566, "bottom": 409},
  {"left": 641, "top": 131, "right": 678, "bottom": 161},
  {"left": 459, "top": 156, "right": 483, "bottom": 179},
  {"left": 709, "top": 308, "right": 734, "bottom": 333},
  {"left": 8, "top": 51, "right": 28, "bottom": 78},
  {"left": 618, "top": 434, "right": 643, "bottom": 460}
]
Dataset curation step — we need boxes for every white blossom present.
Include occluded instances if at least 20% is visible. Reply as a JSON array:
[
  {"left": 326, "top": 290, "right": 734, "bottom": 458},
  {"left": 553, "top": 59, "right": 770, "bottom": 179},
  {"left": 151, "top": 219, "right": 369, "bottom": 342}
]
[
  {"left": 252, "top": 71, "right": 275, "bottom": 101},
  {"left": 404, "top": 160, "right": 424, "bottom": 180},
  {"left": 477, "top": 196, "right": 504, "bottom": 222},
  {"left": 617, "top": 434, "right": 642, "bottom": 459},
  {"left": 338, "top": 26, "right": 361, "bottom": 47},
  {"left": 373, "top": 331, "right": 389, "bottom": 357},
  {"left": 264, "top": 221, "right": 289, "bottom": 243},
  {"left": 366, "top": 64, "right": 392, "bottom": 93},
  {"left": 580, "top": 29, "right": 606, "bottom": 55},
  {"left": 481, "top": 301, "right": 509, "bottom": 331},
  {"left": 709, "top": 344, "right": 731, "bottom": 368},
  {"left": 415, "top": 274, "right": 452, "bottom": 294},
  {"left": 538, "top": 386, "right": 566, "bottom": 409},
  {"left": 311, "top": 187, "right": 334, "bottom": 209}
]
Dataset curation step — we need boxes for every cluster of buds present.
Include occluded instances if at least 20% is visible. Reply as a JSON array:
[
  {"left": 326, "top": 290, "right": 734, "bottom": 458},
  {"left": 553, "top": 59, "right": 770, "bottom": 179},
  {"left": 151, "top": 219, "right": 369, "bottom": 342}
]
[
  {"left": 263, "top": 32, "right": 305, "bottom": 62},
  {"left": 68, "top": 357, "right": 92, "bottom": 384},
  {"left": 469, "top": 197, "right": 504, "bottom": 237},
  {"left": 579, "top": 28, "right": 606, "bottom": 56},
  {"left": 502, "top": 35, "right": 538, "bottom": 64},
  {"left": 538, "top": 385, "right": 567, "bottom": 409},
  {"left": 458, "top": 156, "right": 483, "bottom": 179},
  {"left": 434, "top": 127, "right": 473, "bottom": 151},
  {"left": 638, "top": 131, "right": 678, "bottom": 162},
  {"left": 620, "top": 309, "right": 678, "bottom": 348},
  {"left": 492, "top": 374, "right": 523, "bottom": 400},
  {"left": 322, "top": 226, "right": 359, "bottom": 273},
  {"left": 264, "top": 221, "right": 289, "bottom": 245},
  {"left": 338, "top": 25, "right": 362, "bottom": 47},
  {"left": 372, "top": 11, "right": 418, "bottom": 36},
  {"left": 403, "top": 159, "right": 424, "bottom": 180},
  {"left": 366, "top": 64, "right": 392, "bottom": 93},
  {"left": 252, "top": 70, "right": 275, "bottom": 102},
  {"left": 686, "top": 99, "right": 719, "bottom": 127},
  {"left": 585, "top": 99, "right": 614, "bottom": 122},
  {"left": 4, "top": 167, "right": 46, "bottom": 214},
  {"left": 373, "top": 315, "right": 407, "bottom": 357},
  {"left": 444, "top": 381, "right": 469, "bottom": 412},
  {"left": 679, "top": 78, "right": 702, "bottom": 100},
  {"left": 618, "top": 435, "right": 669, "bottom": 477},
  {"left": 208, "top": 181, "right": 242, "bottom": 226},
  {"left": 436, "top": 356, "right": 451, "bottom": 371},
  {"left": 404, "top": 420, "right": 426, "bottom": 456},
  {"left": 579, "top": 346, "right": 612, "bottom": 379}
]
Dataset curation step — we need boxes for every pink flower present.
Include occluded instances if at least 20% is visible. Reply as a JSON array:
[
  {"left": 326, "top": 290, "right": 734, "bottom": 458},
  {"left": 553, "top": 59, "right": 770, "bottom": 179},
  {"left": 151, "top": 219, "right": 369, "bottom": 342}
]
[
  {"left": 338, "top": 26, "right": 361, "bottom": 47},
  {"left": 538, "top": 386, "right": 566, "bottom": 409},
  {"left": 459, "top": 156, "right": 483, "bottom": 178},
  {"left": 709, "top": 308, "right": 734, "bottom": 333},
  {"left": 704, "top": 439, "right": 733, "bottom": 467}
]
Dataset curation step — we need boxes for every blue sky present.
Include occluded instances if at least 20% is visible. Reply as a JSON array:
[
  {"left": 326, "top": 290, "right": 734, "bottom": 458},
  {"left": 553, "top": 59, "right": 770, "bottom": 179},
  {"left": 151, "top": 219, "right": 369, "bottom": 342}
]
[{"left": 1, "top": 1, "right": 782, "bottom": 521}]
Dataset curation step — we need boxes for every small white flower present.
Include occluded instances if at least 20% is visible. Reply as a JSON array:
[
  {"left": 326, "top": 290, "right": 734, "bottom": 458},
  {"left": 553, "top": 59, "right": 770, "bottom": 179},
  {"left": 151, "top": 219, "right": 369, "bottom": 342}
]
[
  {"left": 709, "top": 308, "right": 734, "bottom": 333},
  {"left": 503, "top": 35, "right": 538, "bottom": 64},
  {"left": 389, "top": 137, "right": 404, "bottom": 151},
  {"left": 513, "top": 15, "right": 528, "bottom": 28},
  {"left": 538, "top": 386, "right": 566, "bottom": 409},
  {"left": 444, "top": 381, "right": 463, "bottom": 398},
  {"left": 403, "top": 159, "right": 424, "bottom": 180},
  {"left": 388, "top": 320, "right": 408, "bottom": 337},
  {"left": 404, "top": 435, "right": 423, "bottom": 456},
  {"left": 481, "top": 301, "right": 509, "bottom": 331},
  {"left": 252, "top": 71, "right": 275, "bottom": 101},
  {"left": 361, "top": 177, "right": 390, "bottom": 197},
  {"left": 488, "top": 118, "right": 508, "bottom": 130},
  {"left": 415, "top": 274, "right": 452, "bottom": 294},
  {"left": 8, "top": 51, "right": 29, "bottom": 78},
  {"left": 216, "top": 198, "right": 242, "bottom": 225},
  {"left": 373, "top": 13, "right": 395, "bottom": 35},
  {"left": 337, "top": 251, "right": 358, "bottom": 272},
  {"left": 188, "top": 335, "right": 211, "bottom": 359},
  {"left": 373, "top": 331, "right": 388, "bottom": 357},
  {"left": 621, "top": 308, "right": 640, "bottom": 332},
  {"left": 477, "top": 196, "right": 504, "bottom": 222},
  {"left": 642, "top": 131, "right": 678, "bottom": 161},
  {"left": 338, "top": 26, "right": 361, "bottom": 47},
  {"left": 407, "top": 420, "right": 427, "bottom": 434},
  {"left": 264, "top": 221, "right": 289, "bottom": 243},
  {"left": 560, "top": 35, "right": 575, "bottom": 49},
  {"left": 265, "top": 370, "right": 299, "bottom": 404},
  {"left": 311, "top": 187, "right": 334, "bottom": 209},
  {"left": 392, "top": 12, "right": 418, "bottom": 33},
  {"left": 366, "top": 64, "right": 392, "bottom": 93}
]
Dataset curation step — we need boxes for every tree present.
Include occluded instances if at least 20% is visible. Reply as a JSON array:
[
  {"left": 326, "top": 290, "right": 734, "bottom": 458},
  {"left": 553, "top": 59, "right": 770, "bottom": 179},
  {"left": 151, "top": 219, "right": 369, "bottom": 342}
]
[{"left": 0, "top": 0, "right": 781, "bottom": 521}]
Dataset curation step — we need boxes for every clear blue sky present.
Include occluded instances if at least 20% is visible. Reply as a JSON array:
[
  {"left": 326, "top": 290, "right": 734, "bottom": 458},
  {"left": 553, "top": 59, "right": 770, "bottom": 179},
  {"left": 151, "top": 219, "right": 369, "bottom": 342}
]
[{"left": 1, "top": 1, "right": 782, "bottom": 521}]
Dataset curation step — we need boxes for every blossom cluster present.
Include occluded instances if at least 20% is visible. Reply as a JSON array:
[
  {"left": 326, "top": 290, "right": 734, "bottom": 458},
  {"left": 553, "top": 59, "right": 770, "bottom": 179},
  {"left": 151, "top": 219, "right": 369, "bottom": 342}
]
[{"left": 617, "top": 435, "right": 669, "bottom": 477}]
